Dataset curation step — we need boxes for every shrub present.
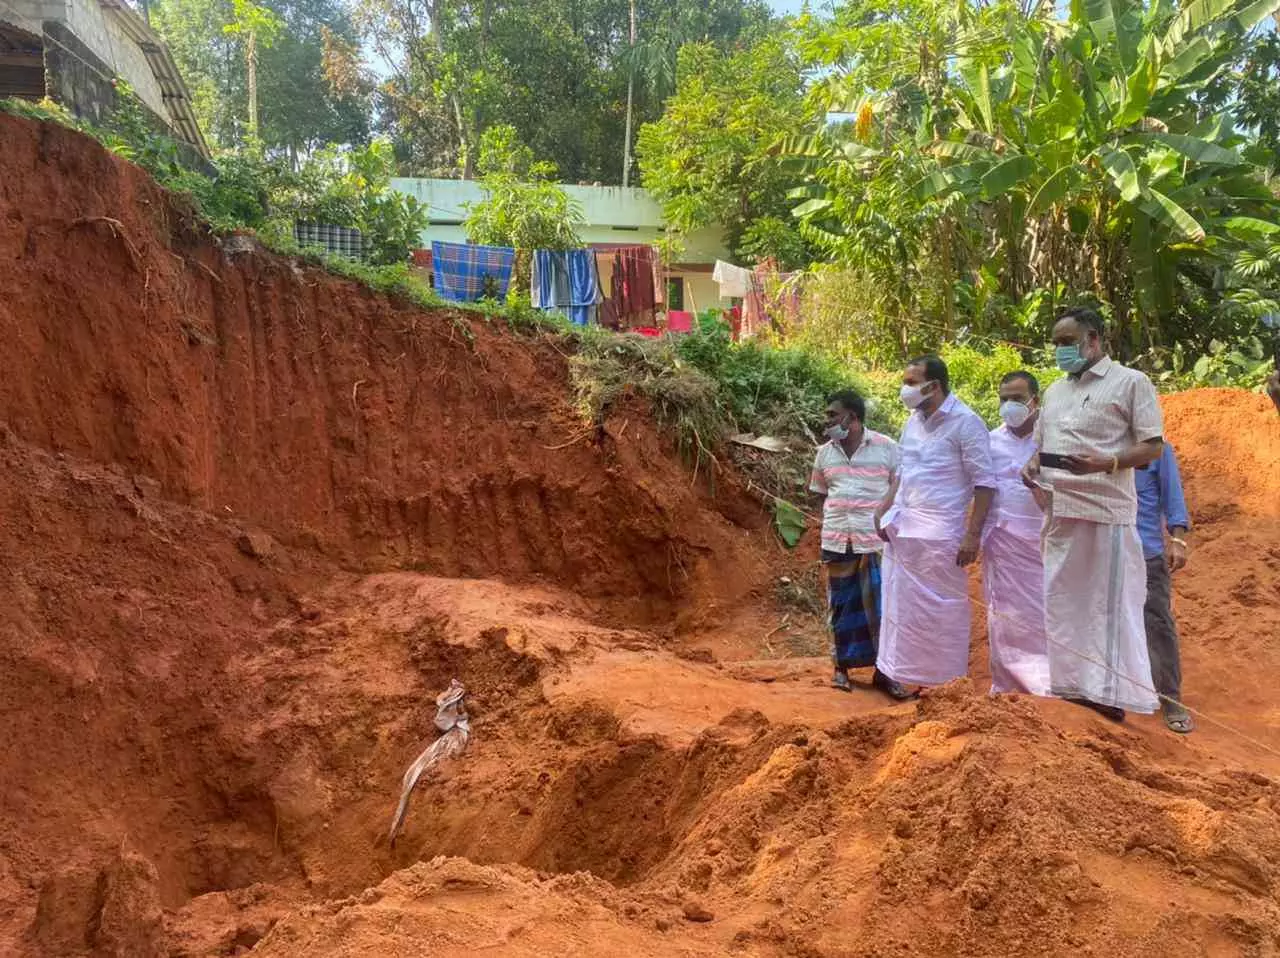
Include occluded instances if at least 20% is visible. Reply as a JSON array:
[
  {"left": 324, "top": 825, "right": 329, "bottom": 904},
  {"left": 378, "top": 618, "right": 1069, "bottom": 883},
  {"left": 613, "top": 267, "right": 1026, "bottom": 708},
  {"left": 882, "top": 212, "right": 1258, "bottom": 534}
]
[
  {"left": 463, "top": 126, "right": 585, "bottom": 252},
  {"left": 938, "top": 343, "right": 1062, "bottom": 426}
]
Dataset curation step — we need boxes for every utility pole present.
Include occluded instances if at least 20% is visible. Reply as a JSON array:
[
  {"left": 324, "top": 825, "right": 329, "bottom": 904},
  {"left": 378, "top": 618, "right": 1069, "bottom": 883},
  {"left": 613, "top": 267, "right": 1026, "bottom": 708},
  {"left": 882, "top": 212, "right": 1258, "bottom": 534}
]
[{"left": 621, "top": 0, "right": 636, "bottom": 187}]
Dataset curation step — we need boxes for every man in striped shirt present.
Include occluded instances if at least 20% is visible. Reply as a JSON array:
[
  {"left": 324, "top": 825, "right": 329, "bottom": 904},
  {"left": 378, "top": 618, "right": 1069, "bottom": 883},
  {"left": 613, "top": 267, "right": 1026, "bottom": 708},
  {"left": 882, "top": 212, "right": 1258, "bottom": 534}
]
[{"left": 810, "top": 390, "right": 911, "bottom": 699}]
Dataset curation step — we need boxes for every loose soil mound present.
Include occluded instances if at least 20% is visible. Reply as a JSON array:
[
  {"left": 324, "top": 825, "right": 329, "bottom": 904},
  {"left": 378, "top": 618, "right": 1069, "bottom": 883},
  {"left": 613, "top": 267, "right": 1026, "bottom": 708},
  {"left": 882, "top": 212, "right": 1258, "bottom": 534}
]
[{"left": 3, "top": 112, "right": 1280, "bottom": 957}]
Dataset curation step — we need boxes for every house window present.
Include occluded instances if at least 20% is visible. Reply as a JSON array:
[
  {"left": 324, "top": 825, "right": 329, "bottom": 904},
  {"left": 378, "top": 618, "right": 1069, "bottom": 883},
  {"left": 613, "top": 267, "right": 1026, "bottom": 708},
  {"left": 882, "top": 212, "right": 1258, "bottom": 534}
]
[{"left": 666, "top": 276, "right": 685, "bottom": 311}]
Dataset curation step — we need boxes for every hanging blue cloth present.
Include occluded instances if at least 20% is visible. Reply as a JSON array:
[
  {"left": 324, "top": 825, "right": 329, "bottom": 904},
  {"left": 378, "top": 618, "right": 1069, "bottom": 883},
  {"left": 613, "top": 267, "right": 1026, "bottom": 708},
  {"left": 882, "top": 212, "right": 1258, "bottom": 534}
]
[
  {"left": 532, "top": 249, "right": 600, "bottom": 325},
  {"left": 431, "top": 241, "right": 515, "bottom": 303}
]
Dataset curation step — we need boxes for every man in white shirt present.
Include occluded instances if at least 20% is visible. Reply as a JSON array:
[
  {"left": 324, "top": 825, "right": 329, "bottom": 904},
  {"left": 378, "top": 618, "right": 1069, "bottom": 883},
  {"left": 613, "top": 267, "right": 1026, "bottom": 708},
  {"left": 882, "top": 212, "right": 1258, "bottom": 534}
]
[
  {"left": 874, "top": 355, "right": 996, "bottom": 690},
  {"left": 983, "top": 371, "right": 1051, "bottom": 696},
  {"left": 1023, "top": 307, "right": 1164, "bottom": 721},
  {"left": 810, "top": 390, "right": 911, "bottom": 699}
]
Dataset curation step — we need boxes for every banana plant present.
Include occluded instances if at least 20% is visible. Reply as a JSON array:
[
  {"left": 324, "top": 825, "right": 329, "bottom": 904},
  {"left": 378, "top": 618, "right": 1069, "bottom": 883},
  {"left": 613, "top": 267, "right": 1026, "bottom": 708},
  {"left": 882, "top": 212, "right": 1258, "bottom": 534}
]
[{"left": 788, "top": 0, "right": 1280, "bottom": 351}]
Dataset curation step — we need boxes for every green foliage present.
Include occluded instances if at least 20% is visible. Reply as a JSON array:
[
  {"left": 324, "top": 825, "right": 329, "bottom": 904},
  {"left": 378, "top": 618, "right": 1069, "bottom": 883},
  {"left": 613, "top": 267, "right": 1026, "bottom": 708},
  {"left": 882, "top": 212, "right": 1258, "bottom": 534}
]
[
  {"left": 786, "top": 265, "right": 907, "bottom": 368},
  {"left": 637, "top": 34, "right": 819, "bottom": 261},
  {"left": 773, "top": 499, "right": 806, "bottom": 548},
  {"left": 167, "top": 152, "right": 276, "bottom": 230},
  {"left": 1186, "top": 337, "right": 1276, "bottom": 388},
  {"left": 674, "top": 314, "right": 833, "bottom": 435},
  {"left": 1142, "top": 335, "right": 1277, "bottom": 390},
  {"left": 1232, "top": 33, "right": 1280, "bottom": 171},
  {"left": 566, "top": 311, "right": 897, "bottom": 493},
  {"left": 738, "top": 215, "right": 813, "bottom": 272},
  {"left": 343, "top": 140, "right": 429, "bottom": 264},
  {"left": 151, "top": 0, "right": 371, "bottom": 154},
  {"left": 259, "top": 139, "right": 428, "bottom": 264},
  {"left": 779, "top": 0, "right": 1280, "bottom": 363},
  {"left": 569, "top": 331, "right": 725, "bottom": 464},
  {"left": 938, "top": 343, "right": 1063, "bottom": 426},
  {"left": 222, "top": 0, "right": 282, "bottom": 45},
  {"left": 0, "top": 97, "right": 77, "bottom": 126},
  {"left": 463, "top": 126, "right": 585, "bottom": 251},
  {"left": 1, "top": 94, "right": 420, "bottom": 264},
  {"left": 358, "top": 0, "right": 771, "bottom": 182}
]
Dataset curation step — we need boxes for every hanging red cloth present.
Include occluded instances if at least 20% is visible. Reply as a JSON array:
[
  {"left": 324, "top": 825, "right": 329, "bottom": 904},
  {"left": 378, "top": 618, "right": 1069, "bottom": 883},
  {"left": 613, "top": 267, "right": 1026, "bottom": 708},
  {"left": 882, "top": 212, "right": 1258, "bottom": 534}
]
[{"left": 609, "top": 246, "right": 658, "bottom": 328}]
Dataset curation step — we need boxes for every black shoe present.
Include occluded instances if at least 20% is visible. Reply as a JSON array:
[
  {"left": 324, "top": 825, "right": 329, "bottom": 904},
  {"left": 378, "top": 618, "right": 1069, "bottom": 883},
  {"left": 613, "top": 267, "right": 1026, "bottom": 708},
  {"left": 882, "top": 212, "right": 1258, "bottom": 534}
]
[
  {"left": 1066, "top": 696, "right": 1126, "bottom": 722},
  {"left": 872, "top": 668, "right": 915, "bottom": 701}
]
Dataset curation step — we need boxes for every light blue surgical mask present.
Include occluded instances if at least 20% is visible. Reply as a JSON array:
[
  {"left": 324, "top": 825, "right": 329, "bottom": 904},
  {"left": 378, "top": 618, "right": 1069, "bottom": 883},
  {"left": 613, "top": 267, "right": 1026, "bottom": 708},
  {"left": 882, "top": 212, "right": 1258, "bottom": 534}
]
[
  {"left": 1056, "top": 344, "right": 1088, "bottom": 374},
  {"left": 825, "top": 423, "right": 850, "bottom": 441}
]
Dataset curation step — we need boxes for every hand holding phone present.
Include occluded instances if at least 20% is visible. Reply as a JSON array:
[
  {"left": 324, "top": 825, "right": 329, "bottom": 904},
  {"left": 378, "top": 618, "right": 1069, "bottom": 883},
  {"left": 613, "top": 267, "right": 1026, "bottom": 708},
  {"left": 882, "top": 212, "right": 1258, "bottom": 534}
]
[{"left": 1041, "top": 452, "right": 1113, "bottom": 475}]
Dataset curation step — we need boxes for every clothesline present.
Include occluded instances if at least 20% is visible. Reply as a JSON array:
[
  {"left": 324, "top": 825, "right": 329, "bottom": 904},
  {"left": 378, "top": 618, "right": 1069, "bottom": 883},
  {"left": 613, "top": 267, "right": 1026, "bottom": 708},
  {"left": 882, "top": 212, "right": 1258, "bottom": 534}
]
[
  {"left": 712, "top": 257, "right": 805, "bottom": 342},
  {"left": 427, "top": 240, "right": 688, "bottom": 336}
]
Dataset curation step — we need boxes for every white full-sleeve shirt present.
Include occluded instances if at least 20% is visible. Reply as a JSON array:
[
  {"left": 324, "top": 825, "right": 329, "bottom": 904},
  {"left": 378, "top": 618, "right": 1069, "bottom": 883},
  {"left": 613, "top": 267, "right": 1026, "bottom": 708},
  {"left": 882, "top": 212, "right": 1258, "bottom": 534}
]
[
  {"left": 882, "top": 392, "right": 996, "bottom": 541},
  {"left": 987, "top": 424, "right": 1043, "bottom": 541}
]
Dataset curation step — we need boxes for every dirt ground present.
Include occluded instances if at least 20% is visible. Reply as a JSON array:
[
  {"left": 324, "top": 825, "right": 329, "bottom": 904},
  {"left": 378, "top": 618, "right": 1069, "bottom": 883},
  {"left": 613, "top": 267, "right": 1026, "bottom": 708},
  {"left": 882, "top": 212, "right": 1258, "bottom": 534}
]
[{"left": 3, "top": 113, "right": 1280, "bottom": 958}]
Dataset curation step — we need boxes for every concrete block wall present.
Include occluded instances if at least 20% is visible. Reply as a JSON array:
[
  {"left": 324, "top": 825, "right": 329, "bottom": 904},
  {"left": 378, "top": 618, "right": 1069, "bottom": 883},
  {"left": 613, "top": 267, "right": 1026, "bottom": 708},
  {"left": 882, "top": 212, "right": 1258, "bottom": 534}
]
[
  {"left": 0, "top": 0, "right": 167, "bottom": 117},
  {"left": 0, "top": 0, "right": 68, "bottom": 34},
  {"left": 62, "top": 0, "right": 165, "bottom": 115}
]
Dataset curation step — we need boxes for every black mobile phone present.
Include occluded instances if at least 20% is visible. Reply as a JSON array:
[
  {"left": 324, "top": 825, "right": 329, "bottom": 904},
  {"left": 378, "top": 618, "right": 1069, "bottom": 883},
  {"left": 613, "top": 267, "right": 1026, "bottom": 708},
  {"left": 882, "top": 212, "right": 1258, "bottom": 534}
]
[{"left": 1039, "top": 452, "right": 1072, "bottom": 470}]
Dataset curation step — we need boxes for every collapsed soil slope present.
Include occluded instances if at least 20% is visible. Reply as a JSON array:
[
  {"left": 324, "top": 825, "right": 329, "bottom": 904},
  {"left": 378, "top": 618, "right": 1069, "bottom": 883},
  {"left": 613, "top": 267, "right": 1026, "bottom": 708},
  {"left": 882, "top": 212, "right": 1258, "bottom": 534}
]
[
  {"left": 0, "top": 113, "right": 769, "bottom": 624},
  {"left": 3, "top": 113, "right": 1280, "bottom": 958},
  {"left": 0, "top": 114, "right": 776, "bottom": 955}
]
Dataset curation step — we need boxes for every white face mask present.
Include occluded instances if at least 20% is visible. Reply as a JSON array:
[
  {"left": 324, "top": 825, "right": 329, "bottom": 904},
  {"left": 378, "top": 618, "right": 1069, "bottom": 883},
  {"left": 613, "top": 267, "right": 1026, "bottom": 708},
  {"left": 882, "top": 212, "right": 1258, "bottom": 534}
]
[
  {"left": 999, "top": 400, "right": 1034, "bottom": 429},
  {"left": 899, "top": 382, "right": 932, "bottom": 409},
  {"left": 825, "top": 422, "right": 850, "bottom": 441}
]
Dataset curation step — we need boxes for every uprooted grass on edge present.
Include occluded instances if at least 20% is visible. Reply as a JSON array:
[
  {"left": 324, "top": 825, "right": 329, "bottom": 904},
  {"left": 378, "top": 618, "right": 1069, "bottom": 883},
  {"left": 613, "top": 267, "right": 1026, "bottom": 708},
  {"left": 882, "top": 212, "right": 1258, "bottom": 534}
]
[
  {"left": 568, "top": 327, "right": 725, "bottom": 466},
  {"left": 564, "top": 319, "right": 891, "bottom": 503}
]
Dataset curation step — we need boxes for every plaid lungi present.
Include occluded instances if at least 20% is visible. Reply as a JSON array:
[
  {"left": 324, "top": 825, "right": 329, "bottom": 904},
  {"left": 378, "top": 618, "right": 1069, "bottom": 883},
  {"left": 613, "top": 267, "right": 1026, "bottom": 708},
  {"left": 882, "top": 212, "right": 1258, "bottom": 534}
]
[
  {"left": 823, "top": 549, "right": 882, "bottom": 669},
  {"left": 431, "top": 241, "right": 516, "bottom": 303}
]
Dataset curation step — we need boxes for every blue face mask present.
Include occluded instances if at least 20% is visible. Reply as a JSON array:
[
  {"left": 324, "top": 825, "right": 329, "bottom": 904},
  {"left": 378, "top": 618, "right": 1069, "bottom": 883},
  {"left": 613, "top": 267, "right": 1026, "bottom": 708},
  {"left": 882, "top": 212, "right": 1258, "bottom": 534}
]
[{"left": 1056, "top": 344, "right": 1088, "bottom": 373}]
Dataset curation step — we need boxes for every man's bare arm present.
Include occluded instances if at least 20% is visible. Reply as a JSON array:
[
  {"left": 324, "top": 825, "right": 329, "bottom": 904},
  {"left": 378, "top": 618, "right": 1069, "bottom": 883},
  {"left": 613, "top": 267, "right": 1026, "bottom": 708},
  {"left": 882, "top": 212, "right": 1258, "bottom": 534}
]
[
  {"left": 957, "top": 487, "right": 994, "bottom": 567},
  {"left": 873, "top": 472, "right": 899, "bottom": 541}
]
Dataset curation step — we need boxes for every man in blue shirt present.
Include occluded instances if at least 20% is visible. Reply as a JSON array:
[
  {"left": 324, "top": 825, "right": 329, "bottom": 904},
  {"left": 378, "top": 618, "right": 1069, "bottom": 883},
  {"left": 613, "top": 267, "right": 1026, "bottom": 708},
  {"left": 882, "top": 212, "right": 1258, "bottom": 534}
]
[{"left": 1135, "top": 443, "right": 1193, "bottom": 733}]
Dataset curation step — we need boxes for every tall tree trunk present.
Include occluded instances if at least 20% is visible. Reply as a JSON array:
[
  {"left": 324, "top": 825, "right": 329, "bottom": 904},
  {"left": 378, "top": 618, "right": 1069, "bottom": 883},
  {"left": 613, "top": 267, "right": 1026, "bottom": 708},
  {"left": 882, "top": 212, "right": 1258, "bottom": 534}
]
[
  {"left": 455, "top": 96, "right": 473, "bottom": 178},
  {"left": 247, "top": 30, "right": 259, "bottom": 141},
  {"left": 940, "top": 215, "right": 954, "bottom": 335},
  {"left": 621, "top": 0, "right": 636, "bottom": 187}
]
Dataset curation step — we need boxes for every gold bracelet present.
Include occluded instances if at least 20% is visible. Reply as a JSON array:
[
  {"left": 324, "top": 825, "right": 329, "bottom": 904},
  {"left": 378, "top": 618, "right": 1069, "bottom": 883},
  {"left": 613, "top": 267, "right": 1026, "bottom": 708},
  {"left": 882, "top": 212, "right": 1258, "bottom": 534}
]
[
  {"left": 1109, "top": 456, "right": 1119, "bottom": 474},
  {"left": 1170, "top": 536, "right": 1188, "bottom": 547}
]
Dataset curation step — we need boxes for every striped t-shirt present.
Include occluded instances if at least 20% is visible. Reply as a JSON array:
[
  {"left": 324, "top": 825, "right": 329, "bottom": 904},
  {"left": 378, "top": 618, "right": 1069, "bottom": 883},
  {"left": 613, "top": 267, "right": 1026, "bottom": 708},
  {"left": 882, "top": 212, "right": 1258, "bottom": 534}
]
[{"left": 809, "top": 430, "right": 900, "bottom": 554}]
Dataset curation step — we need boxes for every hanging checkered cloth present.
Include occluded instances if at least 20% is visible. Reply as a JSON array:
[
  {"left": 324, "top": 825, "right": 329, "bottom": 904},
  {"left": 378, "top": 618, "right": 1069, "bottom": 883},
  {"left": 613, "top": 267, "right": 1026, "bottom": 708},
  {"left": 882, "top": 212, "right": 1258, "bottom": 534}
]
[
  {"left": 431, "top": 241, "right": 516, "bottom": 303},
  {"left": 294, "top": 222, "right": 365, "bottom": 261}
]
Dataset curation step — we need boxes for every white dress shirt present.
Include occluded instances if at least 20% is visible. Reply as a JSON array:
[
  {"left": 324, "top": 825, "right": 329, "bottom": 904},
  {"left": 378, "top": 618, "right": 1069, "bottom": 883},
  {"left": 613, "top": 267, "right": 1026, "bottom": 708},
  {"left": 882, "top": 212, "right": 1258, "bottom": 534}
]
[
  {"left": 988, "top": 424, "right": 1043, "bottom": 541},
  {"left": 883, "top": 392, "right": 996, "bottom": 540}
]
